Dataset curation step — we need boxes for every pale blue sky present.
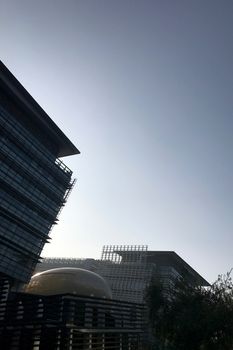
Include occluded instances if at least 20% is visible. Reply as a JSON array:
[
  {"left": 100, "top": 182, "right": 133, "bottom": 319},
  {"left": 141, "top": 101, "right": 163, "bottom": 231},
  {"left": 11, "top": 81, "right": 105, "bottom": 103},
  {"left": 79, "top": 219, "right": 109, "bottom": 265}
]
[{"left": 1, "top": 0, "right": 233, "bottom": 282}]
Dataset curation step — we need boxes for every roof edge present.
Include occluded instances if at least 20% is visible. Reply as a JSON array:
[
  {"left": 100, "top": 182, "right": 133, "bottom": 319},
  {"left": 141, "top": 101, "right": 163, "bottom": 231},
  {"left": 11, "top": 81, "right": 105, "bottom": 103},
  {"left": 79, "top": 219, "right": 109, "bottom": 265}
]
[{"left": 0, "top": 61, "right": 80, "bottom": 157}]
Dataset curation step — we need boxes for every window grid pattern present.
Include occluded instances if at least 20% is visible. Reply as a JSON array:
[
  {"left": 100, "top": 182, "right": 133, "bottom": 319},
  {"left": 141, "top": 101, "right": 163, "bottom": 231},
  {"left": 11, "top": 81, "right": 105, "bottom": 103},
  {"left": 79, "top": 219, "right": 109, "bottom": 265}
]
[
  {"left": 0, "top": 106, "right": 75, "bottom": 283},
  {"left": 0, "top": 105, "right": 72, "bottom": 176},
  {"left": 0, "top": 149, "right": 68, "bottom": 203},
  {"left": 100, "top": 245, "right": 153, "bottom": 304},
  {"left": 0, "top": 216, "right": 44, "bottom": 255},
  {"left": 0, "top": 159, "right": 60, "bottom": 217},
  {"left": 0, "top": 135, "right": 69, "bottom": 197}
]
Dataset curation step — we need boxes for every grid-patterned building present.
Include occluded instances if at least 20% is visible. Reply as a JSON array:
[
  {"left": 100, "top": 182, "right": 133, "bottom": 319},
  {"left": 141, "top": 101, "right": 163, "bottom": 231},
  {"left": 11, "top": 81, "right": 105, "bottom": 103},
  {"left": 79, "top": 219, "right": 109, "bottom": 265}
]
[
  {"left": 99, "top": 247, "right": 209, "bottom": 302},
  {"left": 99, "top": 245, "right": 153, "bottom": 303},
  {"left": 0, "top": 61, "right": 79, "bottom": 288},
  {"left": 36, "top": 246, "right": 209, "bottom": 304}
]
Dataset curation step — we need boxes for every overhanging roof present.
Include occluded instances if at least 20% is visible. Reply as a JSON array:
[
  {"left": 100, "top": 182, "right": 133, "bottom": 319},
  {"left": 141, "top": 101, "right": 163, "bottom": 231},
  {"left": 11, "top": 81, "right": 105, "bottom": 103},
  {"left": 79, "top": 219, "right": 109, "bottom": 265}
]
[
  {"left": 114, "top": 250, "right": 210, "bottom": 287},
  {"left": 0, "top": 61, "right": 80, "bottom": 157},
  {"left": 147, "top": 251, "right": 210, "bottom": 287}
]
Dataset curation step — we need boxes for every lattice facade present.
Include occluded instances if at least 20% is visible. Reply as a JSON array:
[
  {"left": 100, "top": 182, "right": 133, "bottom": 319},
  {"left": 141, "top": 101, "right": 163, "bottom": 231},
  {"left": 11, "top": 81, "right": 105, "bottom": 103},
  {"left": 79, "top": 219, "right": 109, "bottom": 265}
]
[
  {"left": 36, "top": 249, "right": 209, "bottom": 304},
  {"left": 99, "top": 245, "right": 153, "bottom": 303}
]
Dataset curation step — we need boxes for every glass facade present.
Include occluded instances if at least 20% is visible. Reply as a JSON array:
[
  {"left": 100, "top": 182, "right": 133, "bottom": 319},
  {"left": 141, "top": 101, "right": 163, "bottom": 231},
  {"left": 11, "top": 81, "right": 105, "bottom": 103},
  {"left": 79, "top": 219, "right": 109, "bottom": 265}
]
[{"left": 0, "top": 103, "right": 75, "bottom": 284}]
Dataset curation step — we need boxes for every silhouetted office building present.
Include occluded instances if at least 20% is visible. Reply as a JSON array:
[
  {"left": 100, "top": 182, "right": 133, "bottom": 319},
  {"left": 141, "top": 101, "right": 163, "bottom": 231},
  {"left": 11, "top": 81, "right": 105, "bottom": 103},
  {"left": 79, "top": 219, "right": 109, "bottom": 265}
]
[
  {"left": 36, "top": 245, "right": 209, "bottom": 304},
  {"left": 0, "top": 61, "right": 79, "bottom": 288},
  {"left": 100, "top": 246, "right": 209, "bottom": 302}
]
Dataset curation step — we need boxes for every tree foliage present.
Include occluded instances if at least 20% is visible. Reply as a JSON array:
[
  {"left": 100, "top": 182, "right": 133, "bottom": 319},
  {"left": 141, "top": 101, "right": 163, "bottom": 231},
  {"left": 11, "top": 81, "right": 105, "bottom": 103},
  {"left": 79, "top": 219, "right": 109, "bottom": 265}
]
[{"left": 146, "top": 271, "right": 233, "bottom": 350}]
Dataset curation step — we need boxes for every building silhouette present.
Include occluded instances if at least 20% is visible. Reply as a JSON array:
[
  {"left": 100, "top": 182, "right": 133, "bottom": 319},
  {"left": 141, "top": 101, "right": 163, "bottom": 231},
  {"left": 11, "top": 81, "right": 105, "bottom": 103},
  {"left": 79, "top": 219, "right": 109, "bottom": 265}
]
[
  {"left": 0, "top": 62, "right": 209, "bottom": 349},
  {"left": 0, "top": 61, "right": 79, "bottom": 290},
  {"left": 36, "top": 245, "right": 209, "bottom": 304},
  {"left": 0, "top": 64, "right": 146, "bottom": 349},
  {"left": 100, "top": 246, "right": 209, "bottom": 302}
]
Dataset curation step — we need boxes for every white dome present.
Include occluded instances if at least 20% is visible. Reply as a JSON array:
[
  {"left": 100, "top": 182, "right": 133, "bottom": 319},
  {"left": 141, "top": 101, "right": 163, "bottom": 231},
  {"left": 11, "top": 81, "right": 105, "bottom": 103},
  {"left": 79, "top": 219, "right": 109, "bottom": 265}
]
[{"left": 25, "top": 268, "right": 112, "bottom": 299}]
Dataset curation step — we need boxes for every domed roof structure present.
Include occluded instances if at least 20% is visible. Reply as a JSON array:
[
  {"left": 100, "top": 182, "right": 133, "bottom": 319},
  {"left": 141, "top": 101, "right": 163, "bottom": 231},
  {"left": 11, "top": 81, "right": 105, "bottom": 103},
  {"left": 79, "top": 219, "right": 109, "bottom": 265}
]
[{"left": 25, "top": 268, "right": 112, "bottom": 299}]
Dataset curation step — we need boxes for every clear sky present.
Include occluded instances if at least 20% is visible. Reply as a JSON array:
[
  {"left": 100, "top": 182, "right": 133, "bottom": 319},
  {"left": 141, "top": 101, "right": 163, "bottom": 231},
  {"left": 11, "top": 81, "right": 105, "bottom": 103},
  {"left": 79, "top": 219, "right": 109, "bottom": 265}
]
[{"left": 1, "top": 0, "right": 233, "bottom": 283}]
